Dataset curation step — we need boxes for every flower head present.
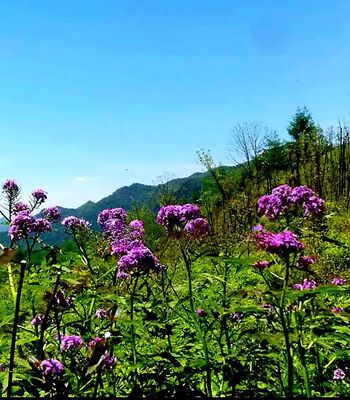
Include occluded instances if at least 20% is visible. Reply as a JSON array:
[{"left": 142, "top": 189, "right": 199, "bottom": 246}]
[
  {"left": 293, "top": 278, "right": 316, "bottom": 290},
  {"left": 253, "top": 260, "right": 270, "bottom": 269},
  {"left": 196, "top": 308, "right": 207, "bottom": 317},
  {"left": 297, "top": 256, "right": 315, "bottom": 268},
  {"left": 117, "top": 245, "right": 161, "bottom": 275},
  {"left": 41, "top": 359, "right": 64, "bottom": 377},
  {"left": 184, "top": 218, "right": 209, "bottom": 237},
  {"left": 331, "top": 307, "right": 344, "bottom": 313},
  {"left": 333, "top": 368, "right": 346, "bottom": 381},
  {"left": 2, "top": 179, "right": 19, "bottom": 198},
  {"left": 255, "top": 230, "right": 304, "bottom": 255},
  {"left": 95, "top": 308, "right": 109, "bottom": 319},
  {"left": 13, "top": 202, "right": 29, "bottom": 213},
  {"left": 102, "top": 351, "right": 116, "bottom": 368},
  {"left": 60, "top": 335, "right": 83, "bottom": 351},
  {"left": 332, "top": 277, "right": 346, "bottom": 286},
  {"left": 44, "top": 206, "right": 61, "bottom": 221},
  {"left": 62, "top": 216, "right": 90, "bottom": 231},
  {"left": 32, "top": 189, "right": 47, "bottom": 203},
  {"left": 31, "top": 314, "right": 44, "bottom": 326}
]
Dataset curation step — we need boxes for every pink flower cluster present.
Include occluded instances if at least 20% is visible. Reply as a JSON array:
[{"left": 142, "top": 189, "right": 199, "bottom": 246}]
[
  {"left": 157, "top": 203, "right": 209, "bottom": 237},
  {"left": 9, "top": 210, "right": 52, "bottom": 241},
  {"left": 293, "top": 278, "right": 316, "bottom": 290},
  {"left": 254, "top": 229, "right": 305, "bottom": 255},
  {"left": 258, "top": 184, "right": 325, "bottom": 220}
]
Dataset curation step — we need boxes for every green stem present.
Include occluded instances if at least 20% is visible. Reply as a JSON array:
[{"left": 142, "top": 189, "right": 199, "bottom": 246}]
[
  {"left": 181, "top": 247, "right": 212, "bottom": 397},
  {"left": 7, "top": 261, "right": 26, "bottom": 398},
  {"left": 130, "top": 273, "right": 140, "bottom": 389},
  {"left": 279, "top": 255, "right": 294, "bottom": 398},
  {"left": 296, "top": 315, "right": 312, "bottom": 397}
]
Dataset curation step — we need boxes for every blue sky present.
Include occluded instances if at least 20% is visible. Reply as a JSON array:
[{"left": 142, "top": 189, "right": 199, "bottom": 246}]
[{"left": 0, "top": 1, "right": 349, "bottom": 207}]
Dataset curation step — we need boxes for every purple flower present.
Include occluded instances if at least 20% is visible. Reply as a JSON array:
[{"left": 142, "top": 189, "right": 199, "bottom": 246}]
[
  {"left": 102, "top": 351, "right": 116, "bottom": 368},
  {"left": 157, "top": 203, "right": 201, "bottom": 231},
  {"left": 41, "top": 359, "right": 64, "bottom": 377},
  {"left": 2, "top": 179, "right": 19, "bottom": 197},
  {"left": 332, "top": 277, "right": 346, "bottom": 286},
  {"left": 31, "top": 314, "right": 44, "bottom": 326},
  {"left": 116, "top": 271, "right": 130, "bottom": 280},
  {"left": 32, "top": 189, "right": 47, "bottom": 203},
  {"left": 8, "top": 211, "right": 51, "bottom": 241},
  {"left": 331, "top": 307, "right": 344, "bottom": 313},
  {"left": 253, "top": 224, "right": 264, "bottom": 232},
  {"left": 117, "top": 245, "right": 161, "bottom": 275},
  {"left": 253, "top": 260, "right": 270, "bottom": 270},
  {"left": 62, "top": 216, "right": 90, "bottom": 230},
  {"left": 95, "top": 308, "right": 109, "bottom": 319},
  {"left": 44, "top": 206, "right": 61, "bottom": 221},
  {"left": 333, "top": 368, "right": 346, "bottom": 381},
  {"left": 297, "top": 256, "right": 315, "bottom": 268},
  {"left": 60, "top": 335, "right": 83, "bottom": 351},
  {"left": 196, "top": 308, "right": 207, "bottom": 317},
  {"left": 97, "top": 208, "right": 127, "bottom": 231},
  {"left": 129, "top": 220, "right": 145, "bottom": 239},
  {"left": 33, "top": 218, "right": 52, "bottom": 234},
  {"left": 184, "top": 218, "right": 209, "bottom": 237},
  {"left": 230, "top": 312, "right": 240, "bottom": 322},
  {"left": 88, "top": 337, "right": 103, "bottom": 349},
  {"left": 255, "top": 230, "right": 305, "bottom": 255},
  {"left": 13, "top": 202, "right": 29, "bottom": 213},
  {"left": 293, "top": 278, "right": 316, "bottom": 290}
]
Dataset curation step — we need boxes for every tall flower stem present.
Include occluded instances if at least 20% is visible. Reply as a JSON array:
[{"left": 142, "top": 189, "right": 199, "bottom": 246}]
[
  {"left": 279, "top": 255, "right": 294, "bottom": 398},
  {"left": 130, "top": 273, "right": 140, "bottom": 389},
  {"left": 7, "top": 260, "right": 26, "bottom": 398},
  {"left": 181, "top": 247, "right": 212, "bottom": 397}
]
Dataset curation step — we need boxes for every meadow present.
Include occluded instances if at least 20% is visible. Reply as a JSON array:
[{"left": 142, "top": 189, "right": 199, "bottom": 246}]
[{"left": 1, "top": 110, "right": 350, "bottom": 398}]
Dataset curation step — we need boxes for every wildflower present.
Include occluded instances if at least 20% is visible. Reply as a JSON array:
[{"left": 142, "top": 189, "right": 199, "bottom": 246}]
[
  {"left": 184, "top": 218, "right": 209, "bottom": 237},
  {"left": 196, "top": 309, "right": 207, "bottom": 317},
  {"left": 253, "top": 224, "right": 264, "bottom": 232},
  {"left": 88, "top": 337, "right": 103, "bottom": 349},
  {"left": 31, "top": 315, "right": 44, "bottom": 326},
  {"left": 102, "top": 351, "right": 116, "bottom": 368},
  {"left": 62, "top": 216, "right": 90, "bottom": 230},
  {"left": 117, "top": 245, "right": 161, "bottom": 275},
  {"left": 116, "top": 271, "right": 130, "bottom": 280},
  {"left": 95, "top": 308, "right": 109, "bottom": 319},
  {"left": 2, "top": 179, "right": 20, "bottom": 198},
  {"left": 332, "top": 277, "right": 346, "bottom": 286},
  {"left": 41, "top": 359, "right": 64, "bottom": 377},
  {"left": 60, "top": 335, "right": 83, "bottom": 351},
  {"left": 333, "top": 368, "right": 346, "bottom": 381},
  {"left": 32, "top": 189, "right": 47, "bottom": 203},
  {"left": 44, "top": 206, "right": 61, "bottom": 221},
  {"left": 33, "top": 218, "right": 52, "bottom": 234},
  {"left": 157, "top": 203, "right": 201, "bottom": 231},
  {"left": 97, "top": 208, "right": 127, "bottom": 232},
  {"left": 13, "top": 202, "right": 29, "bottom": 213},
  {"left": 293, "top": 278, "right": 316, "bottom": 290},
  {"left": 297, "top": 256, "right": 314, "bottom": 268},
  {"left": 255, "top": 230, "right": 304, "bottom": 255},
  {"left": 331, "top": 307, "right": 344, "bottom": 313},
  {"left": 253, "top": 260, "right": 270, "bottom": 269},
  {"left": 129, "top": 220, "right": 145, "bottom": 239},
  {"left": 230, "top": 312, "right": 240, "bottom": 322}
]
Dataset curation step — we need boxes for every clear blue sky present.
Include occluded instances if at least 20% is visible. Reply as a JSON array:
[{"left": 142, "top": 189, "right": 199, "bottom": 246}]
[{"left": 0, "top": 1, "right": 349, "bottom": 207}]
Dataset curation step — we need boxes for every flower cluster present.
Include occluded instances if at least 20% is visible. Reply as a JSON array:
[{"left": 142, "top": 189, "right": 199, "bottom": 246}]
[
  {"left": 254, "top": 229, "right": 304, "bottom": 255},
  {"left": 2, "top": 179, "right": 20, "bottom": 198},
  {"left": 297, "top": 256, "right": 315, "bottom": 268},
  {"left": 333, "top": 368, "right": 346, "bottom": 381},
  {"left": 41, "top": 359, "right": 64, "bottom": 378},
  {"left": 117, "top": 245, "right": 161, "bottom": 279},
  {"left": 95, "top": 308, "right": 109, "bottom": 319},
  {"left": 157, "top": 203, "right": 209, "bottom": 238},
  {"left": 258, "top": 184, "right": 325, "bottom": 220},
  {"left": 9, "top": 210, "right": 52, "bottom": 241},
  {"left": 332, "top": 277, "right": 346, "bottom": 286},
  {"left": 253, "top": 260, "right": 270, "bottom": 269},
  {"left": 60, "top": 335, "right": 83, "bottom": 351},
  {"left": 31, "top": 314, "right": 44, "bottom": 326},
  {"left": 13, "top": 202, "right": 30, "bottom": 214},
  {"left": 31, "top": 189, "right": 48, "bottom": 203},
  {"left": 44, "top": 206, "right": 61, "bottom": 221},
  {"left": 62, "top": 216, "right": 90, "bottom": 231},
  {"left": 293, "top": 278, "right": 316, "bottom": 290},
  {"left": 97, "top": 208, "right": 127, "bottom": 233}
]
